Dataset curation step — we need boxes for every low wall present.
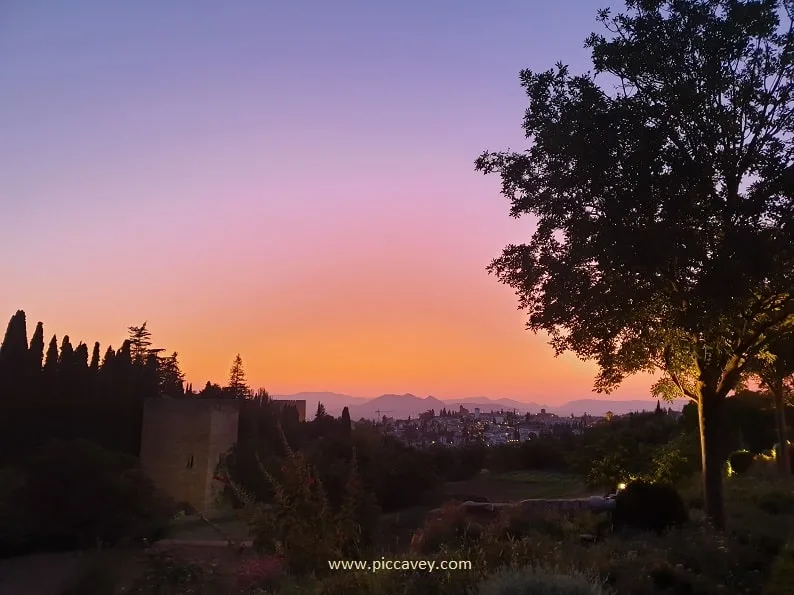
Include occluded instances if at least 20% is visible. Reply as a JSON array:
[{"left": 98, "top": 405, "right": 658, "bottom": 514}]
[{"left": 427, "top": 496, "right": 615, "bottom": 522}]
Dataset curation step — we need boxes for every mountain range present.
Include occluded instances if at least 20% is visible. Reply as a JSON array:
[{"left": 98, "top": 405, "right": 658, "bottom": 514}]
[{"left": 271, "top": 392, "right": 689, "bottom": 420}]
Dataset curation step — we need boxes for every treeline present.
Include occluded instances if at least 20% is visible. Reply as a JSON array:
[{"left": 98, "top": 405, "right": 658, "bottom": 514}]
[{"left": 0, "top": 310, "right": 249, "bottom": 463}]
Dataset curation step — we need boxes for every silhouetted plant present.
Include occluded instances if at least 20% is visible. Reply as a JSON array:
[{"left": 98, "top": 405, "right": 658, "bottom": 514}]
[
  {"left": 0, "top": 439, "right": 177, "bottom": 557},
  {"left": 612, "top": 480, "right": 688, "bottom": 534},
  {"left": 225, "top": 426, "right": 374, "bottom": 576},
  {"left": 477, "top": 566, "right": 614, "bottom": 595},
  {"left": 728, "top": 450, "right": 755, "bottom": 475}
]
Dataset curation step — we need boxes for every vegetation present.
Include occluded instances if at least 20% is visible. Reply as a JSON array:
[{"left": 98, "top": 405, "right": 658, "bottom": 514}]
[
  {"left": 727, "top": 450, "right": 755, "bottom": 475},
  {"left": 476, "top": 0, "right": 794, "bottom": 529},
  {"left": 612, "top": 480, "right": 688, "bottom": 534},
  {"left": 2, "top": 1, "right": 794, "bottom": 594},
  {"left": 478, "top": 567, "right": 614, "bottom": 595},
  {"left": 0, "top": 439, "right": 177, "bottom": 558}
]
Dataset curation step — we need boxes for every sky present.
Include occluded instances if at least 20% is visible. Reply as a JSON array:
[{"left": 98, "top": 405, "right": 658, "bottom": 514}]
[{"left": 0, "top": 0, "right": 657, "bottom": 402}]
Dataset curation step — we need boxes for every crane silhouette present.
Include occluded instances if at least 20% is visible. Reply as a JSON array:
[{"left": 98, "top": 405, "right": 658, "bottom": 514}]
[{"left": 375, "top": 409, "right": 392, "bottom": 421}]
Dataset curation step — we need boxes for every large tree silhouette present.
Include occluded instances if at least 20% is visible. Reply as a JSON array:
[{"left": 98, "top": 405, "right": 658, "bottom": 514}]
[
  {"left": 476, "top": 0, "right": 794, "bottom": 529},
  {"left": 227, "top": 354, "right": 250, "bottom": 399}
]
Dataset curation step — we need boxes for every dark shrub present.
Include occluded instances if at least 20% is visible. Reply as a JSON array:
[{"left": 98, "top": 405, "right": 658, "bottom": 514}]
[
  {"left": 477, "top": 567, "right": 614, "bottom": 595},
  {"left": 0, "top": 439, "right": 177, "bottom": 556},
  {"left": 728, "top": 450, "right": 755, "bottom": 475},
  {"left": 766, "top": 539, "right": 794, "bottom": 595},
  {"left": 411, "top": 503, "right": 483, "bottom": 555},
  {"left": 612, "top": 480, "right": 688, "bottom": 534}
]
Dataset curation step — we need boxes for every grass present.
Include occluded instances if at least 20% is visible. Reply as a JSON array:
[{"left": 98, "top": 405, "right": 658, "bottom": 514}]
[{"left": 443, "top": 471, "right": 593, "bottom": 502}]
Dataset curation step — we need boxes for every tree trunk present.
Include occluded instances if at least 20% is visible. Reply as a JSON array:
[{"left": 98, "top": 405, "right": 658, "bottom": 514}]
[
  {"left": 772, "top": 382, "right": 791, "bottom": 475},
  {"left": 698, "top": 387, "right": 726, "bottom": 530}
]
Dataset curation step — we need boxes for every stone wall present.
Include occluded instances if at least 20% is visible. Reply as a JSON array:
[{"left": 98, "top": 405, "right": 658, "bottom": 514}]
[
  {"left": 140, "top": 398, "right": 240, "bottom": 514},
  {"left": 427, "top": 497, "right": 615, "bottom": 523}
]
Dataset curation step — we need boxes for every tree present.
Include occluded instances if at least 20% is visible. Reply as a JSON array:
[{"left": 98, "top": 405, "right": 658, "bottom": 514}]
[
  {"left": 747, "top": 333, "right": 794, "bottom": 473},
  {"left": 341, "top": 406, "right": 352, "bottom": 437},
  {"left": 89, "top": 342, "right": 101, "bottom": 374},
  {"left": 0, "top": 310, "right": 29, "bottom": 398},
  {"left": 29, "top": 322, "right": 44, "bottom": 375},
  {"left": 198, "top": 381, "right": 225, "bottom": 399},
  {"left": 476, "top": 0, "right": 794, "bottom": 529},
  {"left": 57, "top": 335, "right": 75, "bottom": 400},
  {"left": 227, "top": 354, "right": 250, "bottom": 399},
  {"left": 158, "top": 352, "right": 185, "bottom": 397},
  {"left": 127, "top": 322, "right": 155, "bottom": 366},
  {"left": 316, "top": 402, "right": 327, "bottom": 419},
  {"left": 42, "top": 335, "right": 59, "bottom": 394}
]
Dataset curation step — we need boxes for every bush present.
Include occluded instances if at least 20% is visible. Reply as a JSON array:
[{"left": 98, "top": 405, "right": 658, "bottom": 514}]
[
  {"left": 128, "top": 551, "right": 222, "bottom": 593},
  {"left": 0, "top": 439, "right": 177, "bottom": 557},
  {"left": 647, "top": 433, "right": 699, "bottom": 485},
  {"left": 235, "top": 554, "right": 285, "bottom": 592},
  {"left": 765, "top": 538, "right": 794, "bottom": 595},
  {"left": 477, "top": 566, "right": 614, "bottom": 595},
  {"left": 612, "top": 480, "right": 688, "bottom": 534},
  {"left": 728, "top": 450, "right": 755, "bottom": 475},
  {"left": 226, "top": 432, "right": 377, "bottom": 577},
  {"left": 411, "top": 503, "right": 484, "bottom": 555}
]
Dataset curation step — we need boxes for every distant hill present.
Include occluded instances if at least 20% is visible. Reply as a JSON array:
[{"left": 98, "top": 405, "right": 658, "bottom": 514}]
[
  {"left": 271, "top": 392, "right": 369, "bottom": 417},
  {"left": 272, "top": 391, "right": 689, "bottom": 420},
  {"left": 450, "top": 396, "right": 547, "bottom": 411},
  {"left": 348, "top": 394, "right": 447, "bottom": 421}
]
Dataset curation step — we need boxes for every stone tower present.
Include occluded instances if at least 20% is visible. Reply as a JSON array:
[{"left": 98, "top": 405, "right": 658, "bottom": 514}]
[{"left": 139, "top": 397, "right": 240, "bottom": 514}]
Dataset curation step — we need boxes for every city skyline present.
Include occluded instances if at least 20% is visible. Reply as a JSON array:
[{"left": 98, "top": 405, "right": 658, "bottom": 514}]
[{"left": 1, "top": 0, "right": 656, "bottom": 403}]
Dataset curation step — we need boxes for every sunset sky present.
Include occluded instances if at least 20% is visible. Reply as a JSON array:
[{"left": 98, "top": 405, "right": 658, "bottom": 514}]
[{"left": 1, "top": 0, "right": 656, "bottom": 403}]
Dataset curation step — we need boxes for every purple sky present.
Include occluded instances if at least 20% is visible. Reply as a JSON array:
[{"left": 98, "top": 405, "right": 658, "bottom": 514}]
[{"left": 0, "top": 1, "right": 657, "bottom": 402}]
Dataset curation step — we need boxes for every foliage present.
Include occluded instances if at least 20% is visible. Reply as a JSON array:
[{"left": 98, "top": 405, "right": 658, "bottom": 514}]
[
  {"left": 235, "top": 554, "right": 286, "bottom": 592},
  {"left": 477, "top": 566, "right": 614, "bottom": 595},
  {"left": 410, "top": 502, "right": 485, "bottom": 555},
  {"left": 0, "top": 439, "right": 177, "bottom": 557},
  {"left": 612, "top": 480, "right": 688, "bottom": 534},
  {"left": 646, "top": 432, "right": 700, "bottom": 485},
  {"left": 0, "top": 311, "right": 189, "bottom": 461},
  {"left": 727, "top": 450, "right": 755, "bottom": 475},
  {"left": 476, "top": 0, "right": 794, "bottom": 530},
  {"left": 765, "top": 538, "right": 794, "bottom": 595},
  {"left": 127, "top": 550, "right": 223, "bottom": 594},
  {"left": 574, "top": 412, "right": 698, "bottom": 488},
  {"left": 227, "top": 353, "right": 251, "bottom": 399},
  {"left": 226, "top": 430, "right": 376, "bottom": 576}
]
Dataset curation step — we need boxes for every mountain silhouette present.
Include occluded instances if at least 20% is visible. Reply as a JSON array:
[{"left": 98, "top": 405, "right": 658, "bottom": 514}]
[{"left": 273, "top": 392, "right": 689, "bottom": 419}]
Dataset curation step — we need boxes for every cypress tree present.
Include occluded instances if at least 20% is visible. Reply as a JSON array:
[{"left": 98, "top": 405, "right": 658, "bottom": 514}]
[
  {"left": 56, "top": 336, "right": 76, "bottom": 439},
  {"left": 27, "top": 321, "right": 45, "bottom": 406},
  {"left": 341, "top": 406, "right": 352, "bottom": 437},
  {"left": 0, "top": 310, "right": 29, "bottom": 399},
  {"left": 58, "top": 336, "right": 74, "bottom": 368},
  {"left": 71, "top": 342, "right": 91, "bottom": 438},
  {"left": 29, "top": 321, "right": 45, "bottom": 374},
  {"left": 42, "top": 335, "right": 59, "bottom": 401},
  {"left": 89, "top": 342, "right": 101, "bottom": 374}
]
